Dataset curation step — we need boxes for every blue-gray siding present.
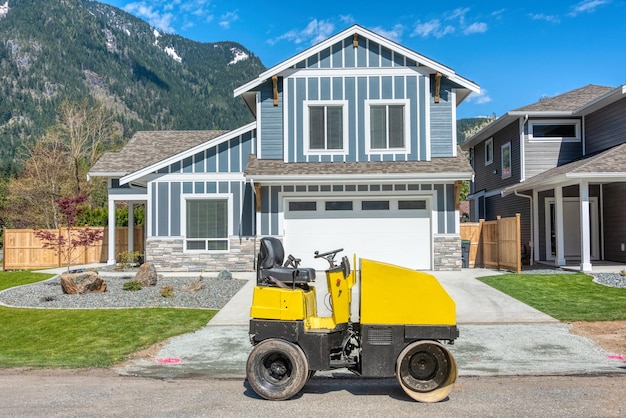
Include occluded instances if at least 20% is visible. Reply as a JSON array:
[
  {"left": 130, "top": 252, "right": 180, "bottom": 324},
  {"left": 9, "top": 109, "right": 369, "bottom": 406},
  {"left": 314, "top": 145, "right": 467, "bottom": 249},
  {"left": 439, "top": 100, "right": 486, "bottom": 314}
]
[
  {"left": 524, "top": 118, "right": 582, "bottom": 179},
  {"left": 585, "top": 97, "right": 626, "bottom": 154}
]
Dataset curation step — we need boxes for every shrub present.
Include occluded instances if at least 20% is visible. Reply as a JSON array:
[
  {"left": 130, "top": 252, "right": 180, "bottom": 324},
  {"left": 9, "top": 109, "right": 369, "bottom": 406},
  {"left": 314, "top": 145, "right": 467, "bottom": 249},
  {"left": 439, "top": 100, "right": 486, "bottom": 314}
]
[
  {"left": 122, "top": 280, "right": 142, "bottom": 291},
  {"left": 117, "top": 250, "right": 143, "bottom": 269}
]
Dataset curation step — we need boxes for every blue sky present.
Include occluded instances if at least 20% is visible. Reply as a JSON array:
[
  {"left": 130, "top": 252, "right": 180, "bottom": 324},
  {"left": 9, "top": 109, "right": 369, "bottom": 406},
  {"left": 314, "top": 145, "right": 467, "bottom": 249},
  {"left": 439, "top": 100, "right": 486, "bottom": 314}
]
[{"left": 100, "top": 0, "right": 626, "bottom": 119}]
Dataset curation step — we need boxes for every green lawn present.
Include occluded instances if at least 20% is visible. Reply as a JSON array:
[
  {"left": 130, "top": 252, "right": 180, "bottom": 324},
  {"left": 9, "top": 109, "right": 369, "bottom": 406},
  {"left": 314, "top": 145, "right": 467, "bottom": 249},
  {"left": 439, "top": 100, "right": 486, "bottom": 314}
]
[
  {"left": 0, "top": 271, "right": 215, "bottom": 368},
  {"left": 478, "top": 273, "right": 626, "bottom": 321}
]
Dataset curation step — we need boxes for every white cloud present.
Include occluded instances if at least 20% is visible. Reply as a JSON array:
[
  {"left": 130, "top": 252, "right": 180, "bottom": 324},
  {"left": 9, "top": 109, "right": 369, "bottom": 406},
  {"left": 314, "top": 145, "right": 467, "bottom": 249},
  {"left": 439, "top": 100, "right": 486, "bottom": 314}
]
[
  {"left": 529, "top": 13, "right": 561, "bottom": 23},
  {"left": 568, "top": 0, "right": 610, "bottom": 16},
  {"left": 464, "top": 22, "right": 487, "bottom": 35},
  {"left": 465, "top": 89, "right": 492, "bottom": 105},
  {"left": 124, "top": 2, "right": 175, "bottom": 33},
  {"left": 269, "top": 19, "right": 335, "bottom": 46},
  {"left": 371, "top": 24, "right": 404, "bottom": 42},
  {"left": 412, "top": 19, "right": 455, "bottom": 39},
  {"left": 219, "top": 10, "right": 239, "bottom": 29},
  {"left": 339, "top": 15, "right": 355, "bottom": 25}
]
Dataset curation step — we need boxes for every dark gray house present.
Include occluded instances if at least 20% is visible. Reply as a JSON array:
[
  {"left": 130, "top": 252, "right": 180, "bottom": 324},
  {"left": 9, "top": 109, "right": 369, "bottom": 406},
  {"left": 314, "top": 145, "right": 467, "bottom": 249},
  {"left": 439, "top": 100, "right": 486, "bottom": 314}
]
[
  {"left": 462, "top": 84, "right": 626, "bottom": 271},
  {"left": 89, "top": 25, "right": 479, "bottom": 272}
]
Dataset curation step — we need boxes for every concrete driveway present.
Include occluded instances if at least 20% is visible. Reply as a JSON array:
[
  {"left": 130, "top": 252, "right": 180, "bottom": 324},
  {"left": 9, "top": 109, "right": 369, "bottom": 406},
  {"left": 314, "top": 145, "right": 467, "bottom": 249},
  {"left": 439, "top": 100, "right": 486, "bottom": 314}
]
[{"left": 116, "top": 268, "right": 625, "bottom": 379}]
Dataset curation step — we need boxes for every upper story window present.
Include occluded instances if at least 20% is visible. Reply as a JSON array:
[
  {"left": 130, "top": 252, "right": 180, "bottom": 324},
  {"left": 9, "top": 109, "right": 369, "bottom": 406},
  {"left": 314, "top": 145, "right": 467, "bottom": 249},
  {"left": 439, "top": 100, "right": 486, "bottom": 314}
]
[
  {"left": 501, "top": 142, "right": 512, "bottom": 179},
  {"left": 305, "top": 101, "right": 348, "bottom": 154},
  {"left": 529, "top": 120, "right": 581, "bottom": 142},
  {"left": 485, "top": 138, "right": 494, "bottom": 165},
  {"left": 366, "top": 100, "right": 409, "bottom": 153}
]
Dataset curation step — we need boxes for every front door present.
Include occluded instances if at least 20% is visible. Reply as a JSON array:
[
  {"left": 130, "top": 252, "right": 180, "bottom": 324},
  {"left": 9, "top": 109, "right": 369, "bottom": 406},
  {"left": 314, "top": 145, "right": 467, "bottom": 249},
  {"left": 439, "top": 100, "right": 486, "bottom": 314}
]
[{"left": 545, "top": 197, "right": 599, "bottom": 260}]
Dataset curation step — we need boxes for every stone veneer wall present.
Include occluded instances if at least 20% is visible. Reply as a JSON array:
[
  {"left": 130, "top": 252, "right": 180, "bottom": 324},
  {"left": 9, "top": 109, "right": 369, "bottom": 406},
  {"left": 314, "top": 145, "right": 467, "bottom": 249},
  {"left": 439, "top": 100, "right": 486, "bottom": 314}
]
[
  {"left": 146, "top": 236, "right": 257, "bottom": 272},
  {"left": 433, "top": 234, "right": 462, "bottom": 271}
]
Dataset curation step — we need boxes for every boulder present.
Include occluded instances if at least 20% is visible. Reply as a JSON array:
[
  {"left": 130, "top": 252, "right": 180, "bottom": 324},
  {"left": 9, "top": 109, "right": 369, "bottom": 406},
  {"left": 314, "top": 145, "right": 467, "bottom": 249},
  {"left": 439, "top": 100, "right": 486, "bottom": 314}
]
[
  {"left": 134, "top": 262, "right": 158, "bottom": 287},
  {"left": 61, "top": 271, "right": 107, "bottom": 294}
]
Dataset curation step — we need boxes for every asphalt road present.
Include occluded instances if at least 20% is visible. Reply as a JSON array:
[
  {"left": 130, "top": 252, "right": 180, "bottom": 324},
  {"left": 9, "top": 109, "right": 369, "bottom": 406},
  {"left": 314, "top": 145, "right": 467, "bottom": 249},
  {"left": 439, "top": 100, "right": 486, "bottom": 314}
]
[{"left": 0, "top": 368, "right": 624, "bottom": 417}]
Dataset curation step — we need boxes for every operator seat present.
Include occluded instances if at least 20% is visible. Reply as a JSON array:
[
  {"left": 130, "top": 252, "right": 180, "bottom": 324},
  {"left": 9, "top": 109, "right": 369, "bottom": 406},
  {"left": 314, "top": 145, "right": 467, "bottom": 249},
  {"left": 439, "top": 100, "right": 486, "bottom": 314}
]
[{"left": 257, "top": 237, "right": 316, "bottom": 287}]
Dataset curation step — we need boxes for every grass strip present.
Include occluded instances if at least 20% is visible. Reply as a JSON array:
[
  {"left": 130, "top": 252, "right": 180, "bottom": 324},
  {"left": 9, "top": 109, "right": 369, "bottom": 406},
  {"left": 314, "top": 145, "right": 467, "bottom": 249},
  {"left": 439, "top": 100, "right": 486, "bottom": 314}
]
[
  {"left": 0, "top": 271, "right": 215, "bottom": 368},
  {"left": 478, "top": 273, "right": 626, "bottom": 321}
]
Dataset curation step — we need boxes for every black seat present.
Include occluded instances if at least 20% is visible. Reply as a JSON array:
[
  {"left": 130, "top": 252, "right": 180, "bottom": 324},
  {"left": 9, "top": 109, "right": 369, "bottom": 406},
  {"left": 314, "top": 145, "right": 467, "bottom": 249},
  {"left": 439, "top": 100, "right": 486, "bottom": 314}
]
[{"left": 257, "top": 237, "right": 315, "bottom": 287}]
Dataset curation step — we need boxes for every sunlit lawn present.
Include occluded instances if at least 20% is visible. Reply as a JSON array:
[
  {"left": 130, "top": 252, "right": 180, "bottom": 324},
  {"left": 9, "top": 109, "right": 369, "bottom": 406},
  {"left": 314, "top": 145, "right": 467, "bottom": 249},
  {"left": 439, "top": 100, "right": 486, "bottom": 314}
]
[
  {"left": 0, "top": 271, "right": 215, "bottom": 368},
  {"left": 478, "top": 273, "right": 626, "bottom": 321}
]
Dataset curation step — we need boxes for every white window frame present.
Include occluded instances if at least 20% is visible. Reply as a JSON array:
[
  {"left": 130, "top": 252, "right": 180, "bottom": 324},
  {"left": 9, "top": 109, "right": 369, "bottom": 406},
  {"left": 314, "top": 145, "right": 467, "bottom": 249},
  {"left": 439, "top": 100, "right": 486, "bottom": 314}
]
[
  {"left": 181, "top": 194, "right": 231, "bottom": 253},
  {"left": 529, "top": 119, "right": 581, "bottom": 142},
  {"left": 485, "top": 137, "right": 494, "bottom": 166},
  {"left": 365, "top": 99, "right": 410, "bottom": 154},
  {"left": 501, "top": 142, "right": 512, "bottom": 179},
  {"left": 303, "top": 100, "right": 348, "bottom": 155}
]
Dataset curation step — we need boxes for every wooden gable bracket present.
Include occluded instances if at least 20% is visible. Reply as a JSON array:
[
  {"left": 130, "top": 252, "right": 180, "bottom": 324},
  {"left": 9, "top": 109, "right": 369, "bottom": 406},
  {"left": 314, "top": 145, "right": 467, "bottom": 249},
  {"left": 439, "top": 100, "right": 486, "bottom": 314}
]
[
  {"left": 434, "top": 72, "right": 442, "bottom": 104},
  {"left": 272, "top": 75, "right": 279, "bottom": 106},
  {"left": 254, "top": 182, "right": 262, "bottom": 212},
  {"left": 353, "top": 33, "right": 358, "bottom": 48},
  {"left": 454, "top": 180, "right": 461, "bottom": 210}
]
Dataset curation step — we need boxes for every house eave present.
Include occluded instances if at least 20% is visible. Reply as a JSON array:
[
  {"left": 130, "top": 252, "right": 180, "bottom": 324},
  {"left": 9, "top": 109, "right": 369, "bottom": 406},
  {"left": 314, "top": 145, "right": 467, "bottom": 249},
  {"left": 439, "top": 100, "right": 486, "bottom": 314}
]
[
  {"left": 246, "top": 172, "right": 473, "bottom": 184},
  {"left": 234, "top": 24, "right": 479, "bottom": 98}
]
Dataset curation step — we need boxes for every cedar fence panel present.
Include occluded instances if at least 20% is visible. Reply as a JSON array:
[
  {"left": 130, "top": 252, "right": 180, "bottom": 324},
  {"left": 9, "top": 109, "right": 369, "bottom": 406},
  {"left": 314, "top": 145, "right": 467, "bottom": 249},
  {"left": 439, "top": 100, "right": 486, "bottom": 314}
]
[
  {"left": 460, "top": 214, "right": 521, "bottom": 273},
  {"left": 2, "top": 226, "right": 144, "bottom": 271}
]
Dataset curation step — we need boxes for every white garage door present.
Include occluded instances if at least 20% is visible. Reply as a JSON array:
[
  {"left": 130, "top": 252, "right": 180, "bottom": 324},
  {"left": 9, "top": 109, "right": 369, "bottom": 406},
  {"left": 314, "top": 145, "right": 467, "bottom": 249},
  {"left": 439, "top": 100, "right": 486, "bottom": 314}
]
[{"left": 283, "top": 197, "right": 431, "bottom": 270}]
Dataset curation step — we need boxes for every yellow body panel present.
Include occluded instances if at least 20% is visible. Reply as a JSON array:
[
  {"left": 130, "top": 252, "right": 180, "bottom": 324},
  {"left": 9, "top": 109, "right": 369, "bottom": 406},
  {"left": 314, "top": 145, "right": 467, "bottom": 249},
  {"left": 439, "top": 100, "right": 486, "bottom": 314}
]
[
  {"left": 359, "top": 258, "right": 456, "bottom": 326},
  {"left": 250, "top": 286, "right": 317, "bottom": 321}
]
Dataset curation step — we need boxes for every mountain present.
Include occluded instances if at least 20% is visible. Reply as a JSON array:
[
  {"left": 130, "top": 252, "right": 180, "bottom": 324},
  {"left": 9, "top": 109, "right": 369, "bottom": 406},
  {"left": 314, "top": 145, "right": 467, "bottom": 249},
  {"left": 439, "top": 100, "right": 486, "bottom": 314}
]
[
  {"left": 457, "top": 116, "right": 496, "bottom": 145},
  {"left": 0, "top": 0, "right": 265, "bottom": 175}
]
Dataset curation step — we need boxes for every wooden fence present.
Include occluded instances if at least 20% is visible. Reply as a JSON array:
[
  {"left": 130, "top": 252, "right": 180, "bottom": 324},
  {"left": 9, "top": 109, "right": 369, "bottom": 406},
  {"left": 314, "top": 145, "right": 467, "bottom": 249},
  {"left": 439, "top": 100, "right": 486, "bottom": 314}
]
[
  {"left": 2, "top": 226, "right": 144, "bottom": 270},
  {"left": 460, "top": 214, "right": 521, "bottom": 273}
]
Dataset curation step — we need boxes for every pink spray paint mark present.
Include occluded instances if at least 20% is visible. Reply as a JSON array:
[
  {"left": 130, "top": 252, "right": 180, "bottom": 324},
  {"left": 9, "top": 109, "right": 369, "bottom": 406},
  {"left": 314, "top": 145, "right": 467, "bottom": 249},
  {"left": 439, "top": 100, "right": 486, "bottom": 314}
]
[
  {"left": 607, "top": 354, "right": 625, "bottom": 361},
  {"left": 156, "top": 357, "right": 181, "bottom": 364}
]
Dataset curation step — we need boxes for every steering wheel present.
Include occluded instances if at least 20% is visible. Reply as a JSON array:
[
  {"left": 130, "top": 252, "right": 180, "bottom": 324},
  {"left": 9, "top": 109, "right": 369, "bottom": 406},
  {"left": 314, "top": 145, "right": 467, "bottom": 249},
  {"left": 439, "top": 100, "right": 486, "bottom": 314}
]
[{"left": 314, "top": 248, "right": 344, "bottom": 268}]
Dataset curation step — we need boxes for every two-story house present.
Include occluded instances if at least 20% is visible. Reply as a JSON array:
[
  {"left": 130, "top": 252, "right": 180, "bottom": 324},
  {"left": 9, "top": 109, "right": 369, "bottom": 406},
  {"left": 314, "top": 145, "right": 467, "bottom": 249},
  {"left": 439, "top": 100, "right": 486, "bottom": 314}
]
[
  {"left": 462, "top": 84, "right": 626, "bottom": 272},
  {"left": 89, "top": 25, "right": 479, "bottom": 271}
]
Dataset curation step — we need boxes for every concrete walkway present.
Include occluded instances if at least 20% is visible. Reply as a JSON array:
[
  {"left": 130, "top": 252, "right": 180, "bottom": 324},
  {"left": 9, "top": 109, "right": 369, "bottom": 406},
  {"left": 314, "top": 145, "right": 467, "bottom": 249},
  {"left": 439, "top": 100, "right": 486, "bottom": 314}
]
[{"left": 116, "top": 268, "right": 625, "bottom": 379}]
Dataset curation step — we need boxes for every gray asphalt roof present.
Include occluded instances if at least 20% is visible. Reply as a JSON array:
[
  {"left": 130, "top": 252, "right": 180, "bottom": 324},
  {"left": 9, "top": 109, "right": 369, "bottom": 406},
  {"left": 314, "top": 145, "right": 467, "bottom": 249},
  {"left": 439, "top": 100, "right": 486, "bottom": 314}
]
[
  {"left": 513, "top": 85, "right": 614, "bottom": 113},
  {"left": 89, "top": 130, "right": 228, "bottom": 175},
  {"left": 244, "top": 147, "right": 473, "bottom": 178}
]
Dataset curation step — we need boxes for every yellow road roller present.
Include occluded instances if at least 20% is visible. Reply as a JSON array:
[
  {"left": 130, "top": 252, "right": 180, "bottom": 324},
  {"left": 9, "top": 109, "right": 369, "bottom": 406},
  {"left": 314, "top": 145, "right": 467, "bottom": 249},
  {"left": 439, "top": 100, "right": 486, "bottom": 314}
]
[{"left": 246, "top": 237, "right": 459, "bottom": 402}]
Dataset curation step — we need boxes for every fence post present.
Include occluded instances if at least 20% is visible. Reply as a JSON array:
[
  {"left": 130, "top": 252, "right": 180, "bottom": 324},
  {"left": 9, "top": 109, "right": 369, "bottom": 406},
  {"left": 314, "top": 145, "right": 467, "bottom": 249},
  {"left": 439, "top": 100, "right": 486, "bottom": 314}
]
[
  {"left": 515, "top": 213, "right": 521, "bottom": 274},
  {"left": 496, "top": 216, "right": 501, "bottom": 270}
]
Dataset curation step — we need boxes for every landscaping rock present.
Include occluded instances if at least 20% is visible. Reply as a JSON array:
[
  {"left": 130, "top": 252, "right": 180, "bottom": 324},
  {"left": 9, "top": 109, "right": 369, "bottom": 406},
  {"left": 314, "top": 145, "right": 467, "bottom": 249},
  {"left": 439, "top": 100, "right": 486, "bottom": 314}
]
[
  {"left": 217, "top": 270, "right": 232, "bottom": 280},
  {"left": 134, "top": 263, "right": 158, "bottom": 287},
  {"left": 60, "top": 271, "right": 107, "bottom": 294}
]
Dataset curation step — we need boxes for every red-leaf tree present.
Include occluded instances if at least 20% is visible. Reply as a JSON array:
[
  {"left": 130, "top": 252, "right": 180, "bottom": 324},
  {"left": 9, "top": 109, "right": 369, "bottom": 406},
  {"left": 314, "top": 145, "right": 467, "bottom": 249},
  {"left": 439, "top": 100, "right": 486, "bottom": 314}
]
[{"left": 34, "top": 194, "right": 104, "bottom": 272}]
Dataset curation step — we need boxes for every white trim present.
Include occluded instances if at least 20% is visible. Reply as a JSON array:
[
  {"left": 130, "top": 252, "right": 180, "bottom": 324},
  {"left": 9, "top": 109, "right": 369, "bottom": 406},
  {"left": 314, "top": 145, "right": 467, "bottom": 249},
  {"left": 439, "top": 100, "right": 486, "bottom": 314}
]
[
  {"left": 143, "top": 172, "right": 245, "bottom": 183},
  {"left": 364, "top": 99, "right": 411, "bottom": 155},
  {"left": 484, "top": 137, "right": 493, "bottom": 165},
  {"left": 180, "top": 193, "right": 232, "bottom": 253},
  {"left": 451, "top": 90, "right": 457, "bottom": 157},
  {"left": 302, "top": 100, "right": 349, "bottom": 155},
  {"left": 528, "top": 119, "right": 581, "bottom": 142},
  {"left": 119, "top": 122, "right": 256, "bottom": 185},
  {"left": 233, "top": 25, "right": 479, "bottom": 98},
  {"left": 247, "top": 172, "right": 473, "bottom": 184}
]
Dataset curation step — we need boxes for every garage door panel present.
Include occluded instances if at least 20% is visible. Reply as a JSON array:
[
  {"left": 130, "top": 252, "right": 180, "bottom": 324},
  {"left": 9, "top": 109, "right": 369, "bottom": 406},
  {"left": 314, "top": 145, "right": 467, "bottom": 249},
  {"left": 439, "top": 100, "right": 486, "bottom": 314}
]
[{"left": 284, "top": 204, "right": 431, "bottom": 270}]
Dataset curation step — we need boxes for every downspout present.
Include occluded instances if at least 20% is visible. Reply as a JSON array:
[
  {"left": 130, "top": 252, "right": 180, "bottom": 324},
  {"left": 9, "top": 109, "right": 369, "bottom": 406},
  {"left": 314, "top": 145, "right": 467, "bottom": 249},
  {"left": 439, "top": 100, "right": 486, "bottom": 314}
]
[{"left": 513, "top": 190, "right": 533, "bottom": 266}]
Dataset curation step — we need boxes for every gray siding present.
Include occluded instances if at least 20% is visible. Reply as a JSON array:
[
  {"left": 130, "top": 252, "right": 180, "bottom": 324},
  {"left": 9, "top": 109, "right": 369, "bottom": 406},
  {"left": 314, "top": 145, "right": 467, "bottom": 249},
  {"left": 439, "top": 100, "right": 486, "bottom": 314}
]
[
  {"left": 430, "top": 78, "right": 454, "bottom": 157},
  {"left": 602, "top": 182, "right": 626, "bottom": 263},
  {"left": 524, "top": 118, "right": 583, "bottom": 178},
  {"left": 259, "top": 81, "right": 283, "bottom": 159},
  {"left": 473, "top": 120, "right": 520, "bottom": 192},
  {"left": 585, "top": 97, "right": 626, "bottom": 154}
]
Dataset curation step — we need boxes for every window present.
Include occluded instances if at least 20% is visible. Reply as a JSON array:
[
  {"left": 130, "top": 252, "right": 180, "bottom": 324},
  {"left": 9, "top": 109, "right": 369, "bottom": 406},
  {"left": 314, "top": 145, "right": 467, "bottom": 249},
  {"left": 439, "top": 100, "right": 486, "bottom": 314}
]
[
  {"left": 185, "top": 199, "right": 228, "bottom": 251},
  {"left": 289, "top": 201, "right": 316, "bottom": 211},
  {"left": 529, "top": 120, "right": 580, "bottom": 142},
  {"left": 501, "top": 142, "right": 511, "bottom": 179},
  {"left": 306, "top": 103, "right": 346, "bottom": 152},
  {"left": 399, "top": 200, "right": 427, "bottom": 210},
  {"left": 485, "top": 138, "right": 493, "bottom": 165},
  {"left": 325, "top": 201, "right": 352, "bottom": 211},
  {"left": 369, "top": 104, "right": 405, "bottom": 149},
  {"left": 362, "top": 200, "right": 389, "bottom": 210}
]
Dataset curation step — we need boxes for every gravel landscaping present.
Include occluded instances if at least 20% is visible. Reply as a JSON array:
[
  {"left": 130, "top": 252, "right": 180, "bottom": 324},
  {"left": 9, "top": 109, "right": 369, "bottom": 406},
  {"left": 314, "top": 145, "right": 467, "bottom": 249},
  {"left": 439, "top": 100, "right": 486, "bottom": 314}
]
[
  {"left": 520, "top": 265, "right": 626, "bottom": 288},
  {"left": 0, "top": 273, "right": 248, "bottom": 309}
]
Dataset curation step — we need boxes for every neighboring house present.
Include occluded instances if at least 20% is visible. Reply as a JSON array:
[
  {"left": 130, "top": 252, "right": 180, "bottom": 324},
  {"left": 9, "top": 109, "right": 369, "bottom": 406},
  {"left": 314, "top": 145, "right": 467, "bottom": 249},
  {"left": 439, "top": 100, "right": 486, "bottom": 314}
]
[
  {"left": 89, "top": 25, "right": 479, "bottom": 272},
  {"left": 461, "top": 84, "right": 626, "bottom": 272}
]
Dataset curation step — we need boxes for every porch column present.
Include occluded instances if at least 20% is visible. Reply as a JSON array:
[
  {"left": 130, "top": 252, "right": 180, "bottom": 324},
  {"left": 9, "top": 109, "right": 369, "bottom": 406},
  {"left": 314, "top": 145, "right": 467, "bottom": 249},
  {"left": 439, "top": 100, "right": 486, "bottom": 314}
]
[
  {"left": 128, "top": 201, "right": 134, "bottom": 253},
  {"left": 555, "top": 186, "right": 566, "bottom": 266},
  {"left": 107, "top": 198, "right": 116, "bottom": 265},
  {"left": 579, "top": 180, "right": 592, "bottom": 272}
]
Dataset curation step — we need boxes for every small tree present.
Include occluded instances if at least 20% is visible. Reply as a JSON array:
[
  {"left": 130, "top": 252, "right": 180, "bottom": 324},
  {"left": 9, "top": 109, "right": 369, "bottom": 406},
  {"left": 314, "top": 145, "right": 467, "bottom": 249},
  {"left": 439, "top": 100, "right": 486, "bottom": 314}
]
[{"left": 34, "top": 194, "right": 104, "bottom": 272}]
